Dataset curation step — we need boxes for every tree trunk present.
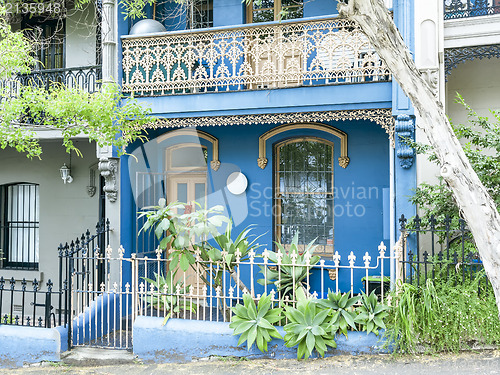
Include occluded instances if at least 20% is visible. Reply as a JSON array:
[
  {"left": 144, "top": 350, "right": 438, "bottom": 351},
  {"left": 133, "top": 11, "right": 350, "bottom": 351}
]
[{"left": 337, "top": 0, "right": 500, "bottom": 314}]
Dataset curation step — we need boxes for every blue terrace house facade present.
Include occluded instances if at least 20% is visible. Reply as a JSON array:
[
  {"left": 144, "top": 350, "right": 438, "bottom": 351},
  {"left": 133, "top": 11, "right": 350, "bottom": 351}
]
[{"left": 118, "top": 0, "right": 415, "bottom": 294}]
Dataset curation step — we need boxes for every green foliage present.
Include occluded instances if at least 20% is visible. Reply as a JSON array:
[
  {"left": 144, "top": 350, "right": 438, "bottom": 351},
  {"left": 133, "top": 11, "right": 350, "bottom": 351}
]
[
  {"left": 0, "top": 1, "right": 153, "bottom": 158},
  {"left": 139, "top": 199, "right": 229, "bottom": 273},
  {"left": 411, "top": 95, "right": 500, "bottom": 225},
  {"left": 384, "top": 277, "right": 500, "bottom": 353},
  {"left": 283, "top": 289, "right": 336, "bottom": 359},
  {"left": 1, "top": 82, "right": 152, "bottom": 158},
  {"left": 142, "top": 269, "right": 197, "bottom": 314},
  {"left": 257, "top": 233, "right": 320, "bottom": 298},
  {"left": 318, "top": 290, "right": 359, "bottom": 338},
  {"left": 0, "top": 6, "right": 34, "bottom": 78},
  {"left": 120, "top": 0, "right": 156, "bottom": 19},
  {"left": 211, "top": 224, "right": 261, "bottom": 270},
  {"left": 230, "top": 293, "right": 282, "bottom": 352},
  {"left": 354, "top": 291, "right": 390, "bottom": 335}
]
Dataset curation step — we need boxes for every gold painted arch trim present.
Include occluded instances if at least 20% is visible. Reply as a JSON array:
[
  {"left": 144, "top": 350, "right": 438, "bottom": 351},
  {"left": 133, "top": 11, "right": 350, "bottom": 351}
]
[
  {"left": 258, "top": 123, "right": 349, "bottom": 169},
  {"left": 156, "top": 128, "right": 220, "bottom": 171}
]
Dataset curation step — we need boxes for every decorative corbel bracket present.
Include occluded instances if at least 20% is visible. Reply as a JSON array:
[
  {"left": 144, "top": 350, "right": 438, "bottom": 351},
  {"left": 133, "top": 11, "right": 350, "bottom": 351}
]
[
  {"left": 419, "top": 68, "right": 439, "bottom": 97},
  {"left": 98, "top": 157, "right": 118, "bottom": 202},
  {"left": 395, "top": 115, "right": 415, "bottom": 169}
]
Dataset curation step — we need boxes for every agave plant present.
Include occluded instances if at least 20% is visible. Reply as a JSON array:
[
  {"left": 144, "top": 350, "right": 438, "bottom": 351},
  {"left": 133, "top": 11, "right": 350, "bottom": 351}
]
[
  {"left": 230, "top": 293, "right": 282, "bottom": 353},
  {"left": 318, "top": 290, "right": 359, "bottom": 338},
  {"left": 142, "top": 269, "right": 197, "bottom": 316},
  {"left": 209, "top": 224, "right": 261, "bottom": 270},
  {"left": 354, "top": 291, "right": 390, "bottom": 335},
  {"left": 283, "top": 288, "right": 336, "bottom": 359},
  {"left": 258, "top": 233, "right": 320, "bottom": 298}
]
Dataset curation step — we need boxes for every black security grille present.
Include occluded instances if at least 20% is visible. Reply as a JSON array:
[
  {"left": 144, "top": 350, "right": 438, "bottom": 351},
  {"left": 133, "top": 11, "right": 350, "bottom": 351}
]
[
  {"left": 444, "top": 0, "right": 500, "bottom": 20},
  {"left": 187, "top": 0, "right": 213, "bottom": 29},
  {"left": 0, "top": 183, "right": 39, "bottom": 270}
]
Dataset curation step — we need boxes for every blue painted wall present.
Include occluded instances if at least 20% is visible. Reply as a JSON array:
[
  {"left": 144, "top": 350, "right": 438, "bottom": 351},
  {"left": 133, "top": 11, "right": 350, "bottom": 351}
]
[
  {"left": 213, "top": 0, "right": 244, "bottom": 27},
  {"left": 304, "top": 0, "right": 338, "bottom": 18},
  {"left": 134, "top": 82, "right": 392, "bottom": 119},
  {"left": 122, "top": 117, "right": 389, "bottom": 293},
  {"left": 0, "top": 325, "right": 63, "bottom": 368},
  {"left": 133, "top": 316, "right": 388, "bottom": 363}
]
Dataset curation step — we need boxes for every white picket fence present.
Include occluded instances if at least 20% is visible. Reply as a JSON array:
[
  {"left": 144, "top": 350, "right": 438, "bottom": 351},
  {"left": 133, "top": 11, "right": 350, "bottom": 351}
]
[{"left": 69, "top": 241, "right": 399, "bottom": 349}]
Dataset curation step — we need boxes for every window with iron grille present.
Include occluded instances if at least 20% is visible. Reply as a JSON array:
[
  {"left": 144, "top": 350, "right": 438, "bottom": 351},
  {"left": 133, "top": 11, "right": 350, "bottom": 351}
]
[
  {"left": 187, "top": 0, "right": 213, "bottom": 29},
  {"left": 274, "top": 138, "right": 334, "bottom": 255},
  {"left": 0, "top": 183, "right": 40, "bottom": 270},
  {"left": 22, "top": 17, "right": 65, "bottom": 70},
  {"left": 247, "top": 0, "right": 303, "bottom": 23}
]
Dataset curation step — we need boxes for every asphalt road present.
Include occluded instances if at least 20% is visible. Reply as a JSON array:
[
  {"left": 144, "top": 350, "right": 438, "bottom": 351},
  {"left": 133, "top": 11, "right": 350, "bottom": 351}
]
[{"left": 3, "top": 350, "right": 500, "bottom": 375}]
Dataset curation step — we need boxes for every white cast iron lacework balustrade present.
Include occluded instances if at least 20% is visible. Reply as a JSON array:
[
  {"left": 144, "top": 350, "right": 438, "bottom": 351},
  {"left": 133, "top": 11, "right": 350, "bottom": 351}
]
[{"left": 121, "top": 17, "right": 391, "bottom": 96}]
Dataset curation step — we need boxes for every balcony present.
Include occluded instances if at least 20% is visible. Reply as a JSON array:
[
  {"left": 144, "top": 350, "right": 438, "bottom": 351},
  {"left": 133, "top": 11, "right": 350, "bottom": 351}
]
[
  {"left": 121, "top": 17, "right": 391, "bottom": 97},
  {"left": 1, "top": 65, "right": 102, "bottom": 99},
  {"left": 444, "top": 0, "right": 500, "bottom": 20}
]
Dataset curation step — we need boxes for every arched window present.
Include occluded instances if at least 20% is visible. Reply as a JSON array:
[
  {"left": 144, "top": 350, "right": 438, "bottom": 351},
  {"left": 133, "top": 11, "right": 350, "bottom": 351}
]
[
  {"left": 0, "top": 183, "right": 39, "bottom": 269},
  {"left": 274, "top": 137, "right": 334, "bottom": 255}
]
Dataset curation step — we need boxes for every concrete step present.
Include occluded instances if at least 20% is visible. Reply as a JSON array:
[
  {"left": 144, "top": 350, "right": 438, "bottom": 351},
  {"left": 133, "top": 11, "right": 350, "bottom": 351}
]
[{"left": 61, "top": 347, "right": 138, "bottom": 366}]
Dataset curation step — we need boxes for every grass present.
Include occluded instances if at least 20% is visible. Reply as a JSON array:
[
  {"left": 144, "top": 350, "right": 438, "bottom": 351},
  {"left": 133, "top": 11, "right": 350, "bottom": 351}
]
[{"left": 383, "top": 275, "right": 500, "bottom": 354}]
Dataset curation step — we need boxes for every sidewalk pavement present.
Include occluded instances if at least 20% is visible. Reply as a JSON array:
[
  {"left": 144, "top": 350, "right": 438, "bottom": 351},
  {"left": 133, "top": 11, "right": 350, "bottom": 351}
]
[{"left": 3, "top": 348, "right": 500, "bottom": 374}]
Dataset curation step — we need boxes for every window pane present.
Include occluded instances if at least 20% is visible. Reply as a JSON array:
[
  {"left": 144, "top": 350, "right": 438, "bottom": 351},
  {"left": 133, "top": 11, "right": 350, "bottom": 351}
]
[
  {"left": 177, "top": 183, "right": 188, "bottom": 203},
  {"left": 195, "top": 183, "right": 206, "bottom": 208},
  {"left": 187, "top": 0, "right": 213, "bottom": 29},
  {"left": 253, "top": 0, "right": 275, "bottom": 10},
  {"left": 278, "top": 194, "right": 333, "bottom": 246},
  {"left": 252, "top": 9, "right": 275, "bottom": 23},
  {"left": 280, "top": 0, "right": 303, "bottom": 20},
  {"left": 276, "top": 139, "right": 334, "bottom": 253},
  {"left": 170, "top": 146, "right": 207, "bottom": 169},
  {"left": 279, "top": 140, "right": 333, "bottom": 194},
  {"left": 281, "top": 5, "right": 303, "bottom": 20}
]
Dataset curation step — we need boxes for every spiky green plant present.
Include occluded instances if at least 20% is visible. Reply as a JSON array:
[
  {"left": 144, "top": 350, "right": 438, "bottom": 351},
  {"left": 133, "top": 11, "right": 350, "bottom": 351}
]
[
  {"left": 318, "top": 290, "right": 359, "bottom": 338},
  {"left": 142, "top": 269, "right": 197, "bottom": 315},
  {"left": 230, "top": 293, "right": 282, "bottom": 352},
  {"left": 258, "top": 233, "right": 320, "bottom": 298},
  {"left": 354, "top": 291, "right": 390, "bottom": 335},
  {"left": 283, "top": 289, "right": 336, "bottom": 359}
]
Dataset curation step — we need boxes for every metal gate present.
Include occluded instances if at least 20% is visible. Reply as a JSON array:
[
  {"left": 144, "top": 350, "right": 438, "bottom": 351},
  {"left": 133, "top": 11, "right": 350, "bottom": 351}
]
[
  {"left": 68, "top": 245, "right": 134, "bottom": 350},
  {"left": 60, "top": 219, "right": 134, "bottom": 350},
  {"left": 66, "top": 245, "right": 170, "bottom": 350}
]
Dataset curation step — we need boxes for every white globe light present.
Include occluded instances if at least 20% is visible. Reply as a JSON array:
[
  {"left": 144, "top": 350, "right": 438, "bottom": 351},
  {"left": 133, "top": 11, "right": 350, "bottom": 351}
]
[{"left": 226, "top": 172, "right": 248, "bottom": 195}]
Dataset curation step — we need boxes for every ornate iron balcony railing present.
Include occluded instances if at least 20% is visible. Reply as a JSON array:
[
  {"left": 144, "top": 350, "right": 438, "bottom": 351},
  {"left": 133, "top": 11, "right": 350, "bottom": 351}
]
[
  {"left": 121, "top": 17, "right": 391, "bottom": 97},
  {"left": 1, "top": 65, "right": 102, "bottom": 98},
  {"left": 444, "top": 0, "right": 500, "bottom": 20}
]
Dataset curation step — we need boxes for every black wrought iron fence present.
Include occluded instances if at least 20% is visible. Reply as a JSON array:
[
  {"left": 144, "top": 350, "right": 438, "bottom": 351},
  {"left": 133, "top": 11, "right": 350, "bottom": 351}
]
[
  {"left": 398, "top": 214, "right": 485, "bottom": 288},
  {"left": 58, "top": 219, "right": 110, "bottom": 298},
  {"left": 17, "top": 66, "right": 102, "bottom": 94},
  {"left": 0, "top": 277, "right": 62, "bottom": 328},
  {"left": 0, "top": 65, "right": 102, "bottom": 101},
  {"left": 444, "top": 0, "right": 500, "bottom": 20},
  {"left": 0, "top": 219, "right": 110, "bottom": 330}
]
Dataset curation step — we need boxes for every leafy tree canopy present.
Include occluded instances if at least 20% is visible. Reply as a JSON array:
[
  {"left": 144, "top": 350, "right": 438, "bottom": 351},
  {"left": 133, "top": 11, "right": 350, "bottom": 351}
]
[{"left": 0, "top": 0, "right": 152, "bottom": 158}]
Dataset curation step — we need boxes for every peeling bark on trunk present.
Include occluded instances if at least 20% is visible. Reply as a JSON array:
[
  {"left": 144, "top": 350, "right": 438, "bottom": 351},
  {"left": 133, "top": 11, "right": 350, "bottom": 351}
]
[{"left": 337, "top": 0, "right": 500, "bottom": 315}]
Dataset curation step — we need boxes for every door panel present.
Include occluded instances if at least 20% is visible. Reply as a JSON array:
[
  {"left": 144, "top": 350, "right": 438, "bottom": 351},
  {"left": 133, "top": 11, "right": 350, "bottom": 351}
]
[{"left": 167, "top": 174, "right": 207, "bottom": 298}]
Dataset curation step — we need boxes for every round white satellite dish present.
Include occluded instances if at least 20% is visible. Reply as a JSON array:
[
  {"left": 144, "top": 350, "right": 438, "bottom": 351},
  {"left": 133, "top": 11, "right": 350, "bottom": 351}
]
[{"left": 227, "top": 172, "right": 248, "bottom": 195}]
